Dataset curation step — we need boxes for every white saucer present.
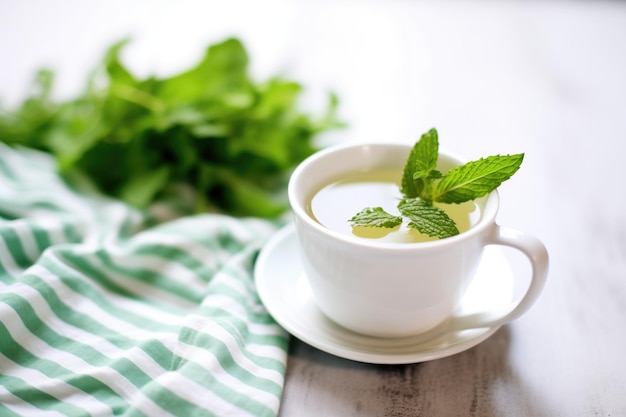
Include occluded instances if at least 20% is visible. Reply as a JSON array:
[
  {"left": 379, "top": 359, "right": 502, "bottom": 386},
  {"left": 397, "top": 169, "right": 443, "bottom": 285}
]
[{"left": 254, "top": 224, "right": 514, "bottom": 365}]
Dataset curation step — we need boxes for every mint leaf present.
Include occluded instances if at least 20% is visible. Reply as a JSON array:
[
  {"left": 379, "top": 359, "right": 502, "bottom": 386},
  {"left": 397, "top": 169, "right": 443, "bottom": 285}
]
[
  {"left": 349, "top": 207, "right": 403, "bottom": 228},
  {"left": 401, "top": 128, "right": 439, "bottom": 198},
  {"left": 119, "top": 166, "right": 170, "bottom": 208},
  {"left": 347, "top": 128, "right": 523, "bottom": 241},
  {"left": 398, "top": 199, "right": 459, "bottom": 239},
  {"left": 434, "top": 154, "right": 524, "bottom": 204},
  {"left": 427, "top": 169, "right": 443, "bottom": 179}
]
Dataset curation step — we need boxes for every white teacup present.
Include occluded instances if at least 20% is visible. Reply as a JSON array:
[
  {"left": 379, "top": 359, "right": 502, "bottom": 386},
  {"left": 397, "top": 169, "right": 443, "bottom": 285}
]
[{"left": 288, "top": 143, "right": 549, "bottom": 338}]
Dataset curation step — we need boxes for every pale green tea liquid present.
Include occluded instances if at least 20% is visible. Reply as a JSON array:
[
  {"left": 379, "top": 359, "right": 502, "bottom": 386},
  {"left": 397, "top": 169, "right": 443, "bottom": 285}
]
[{"left": 308, "top": 169, "right": 481, "bottom": 243}]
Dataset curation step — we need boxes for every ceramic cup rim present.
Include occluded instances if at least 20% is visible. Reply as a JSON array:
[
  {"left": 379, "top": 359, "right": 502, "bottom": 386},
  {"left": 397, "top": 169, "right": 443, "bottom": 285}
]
[{"left": 288, "top": 142, "right": 500, "bottom": 252}]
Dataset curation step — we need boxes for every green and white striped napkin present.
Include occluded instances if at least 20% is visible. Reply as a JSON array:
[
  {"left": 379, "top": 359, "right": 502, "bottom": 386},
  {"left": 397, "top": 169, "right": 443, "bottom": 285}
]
[{"left": 0, "top": 143, "right": 289, "bottom": 417}]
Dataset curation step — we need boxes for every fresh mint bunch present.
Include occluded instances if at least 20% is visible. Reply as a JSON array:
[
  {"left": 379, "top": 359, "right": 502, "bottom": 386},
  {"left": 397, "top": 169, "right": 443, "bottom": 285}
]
[
  {"left": 349, "top": 128, "right": 524, "bottom": 239},
  {"left": 0, "top": 38, "right": 342, "bottom": 218}
]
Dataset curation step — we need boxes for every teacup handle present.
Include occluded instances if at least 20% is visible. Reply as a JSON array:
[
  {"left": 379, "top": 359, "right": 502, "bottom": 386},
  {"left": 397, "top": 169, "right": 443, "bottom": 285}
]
[{"left": 448, "top": 225, "right": 549, "bottom": 331}]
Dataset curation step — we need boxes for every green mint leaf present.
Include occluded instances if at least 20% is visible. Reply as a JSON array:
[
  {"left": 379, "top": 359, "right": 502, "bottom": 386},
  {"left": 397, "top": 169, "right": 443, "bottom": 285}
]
[
  {"left": 398, "top": 199, "right": 459, "bottom": 239},
  {"left": 119, "top": 166, "right": 170, "bottom": 208},
  {"left": 401, "top": 128, "right": 439, "bottom": 198},
  {"left": 434, "top": 154, "right": 524, "bottom": 204},
  {"left": 348, "top": 128, "right": 524, "bottom": 241},
  {"left": 411, "top": 128, "right": 439, "bottom": 178},
  {"left": 349, "top": 207, "right": 403, "bottom": 228},
  {"left": 427, "top": 169, "right": 443, "bottom": 179}
]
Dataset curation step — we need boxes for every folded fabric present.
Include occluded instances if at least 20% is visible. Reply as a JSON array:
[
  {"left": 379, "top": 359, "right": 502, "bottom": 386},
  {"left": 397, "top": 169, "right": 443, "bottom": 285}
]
[{"left": 0, "top": 144, "right": 289, "bottom": 417}]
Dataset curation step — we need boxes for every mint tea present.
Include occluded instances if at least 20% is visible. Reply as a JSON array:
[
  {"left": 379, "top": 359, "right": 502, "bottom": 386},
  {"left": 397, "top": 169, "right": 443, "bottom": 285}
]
[{"left": 308, "top": 169, "right": 481, "bottom": 243}]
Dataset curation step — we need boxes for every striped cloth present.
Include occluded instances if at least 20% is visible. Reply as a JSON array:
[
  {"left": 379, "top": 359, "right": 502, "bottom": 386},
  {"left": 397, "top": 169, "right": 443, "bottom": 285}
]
[{"left": 0, "top": 143, "right": 289, "bottom": 417}]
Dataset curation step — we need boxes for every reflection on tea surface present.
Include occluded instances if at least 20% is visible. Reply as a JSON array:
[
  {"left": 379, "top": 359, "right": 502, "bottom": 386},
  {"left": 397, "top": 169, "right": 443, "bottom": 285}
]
[{"left": 308, "top": 169, "right": 481, "bottom": 243}]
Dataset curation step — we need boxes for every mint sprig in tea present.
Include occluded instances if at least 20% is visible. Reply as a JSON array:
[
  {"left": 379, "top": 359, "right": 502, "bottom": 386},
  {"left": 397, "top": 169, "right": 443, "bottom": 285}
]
[{"left": 309, "top": 128, "right": 524, "bottom": 242}]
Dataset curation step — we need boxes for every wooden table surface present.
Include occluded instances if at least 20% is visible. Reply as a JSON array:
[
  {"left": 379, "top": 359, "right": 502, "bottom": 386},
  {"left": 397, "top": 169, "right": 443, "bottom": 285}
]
[{"left": 2, "top": 1, "right": 625, "bottom": 416}]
